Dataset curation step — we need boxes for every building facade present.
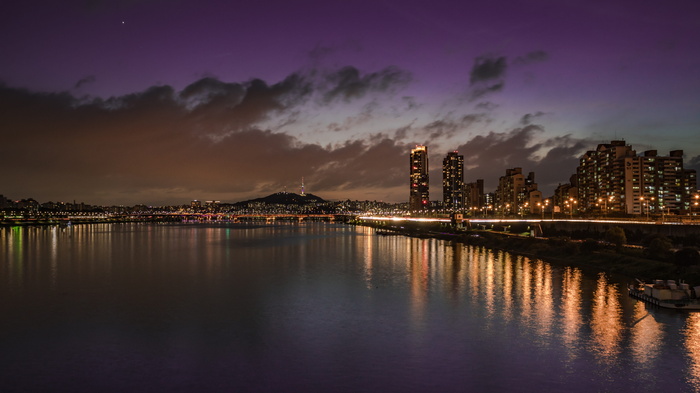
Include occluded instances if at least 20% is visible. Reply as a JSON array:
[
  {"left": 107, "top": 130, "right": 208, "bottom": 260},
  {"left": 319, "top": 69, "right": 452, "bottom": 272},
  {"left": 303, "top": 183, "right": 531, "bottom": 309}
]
[
  {"left": 577, "top": 140, "right": 635, "bottom": 214},
  {"left": 623, "top": 150, "right": 697, "bottom": 215},
  {"left": 576, "top": 141, "right": 697, "bottom": 215},
  {"left": 465, "top": 179, "right": 485, "bottom": 213},
  {"left": 409, "top": 145, "right": 430, "bottom": 210},
  {"left": 554, "top": 174, "right": 579, "bottom": 215},
  {"left": 494, "top": 168, "right": 542, "bottom": 215},
  {"left": 442, "top": 151, "right": 464, "bottom": 211}
]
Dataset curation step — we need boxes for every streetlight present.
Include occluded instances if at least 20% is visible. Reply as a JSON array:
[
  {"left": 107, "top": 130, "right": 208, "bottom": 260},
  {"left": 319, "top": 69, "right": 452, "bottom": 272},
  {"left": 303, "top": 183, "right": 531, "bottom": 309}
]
[
  {"left": 640, "top": 196, "right": 649, "bottom": 220},
  {"left": 599, "top": 195, "right": 615, "bottom": 217},
  {"left": 520, "top": 202, "right": 529, "bottom": 218},
  {"left": 660, "top": 204, "right": 670, "bottom": 222},
  {"left": 568, "top": 197, "right": 577, "bottom": 219}
]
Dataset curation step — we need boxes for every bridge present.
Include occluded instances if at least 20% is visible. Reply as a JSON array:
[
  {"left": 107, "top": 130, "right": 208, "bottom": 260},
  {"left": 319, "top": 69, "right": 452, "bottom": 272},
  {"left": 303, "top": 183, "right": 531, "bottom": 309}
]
[{"left": 125, "top": 213, "right": 341, "bottom": 223}]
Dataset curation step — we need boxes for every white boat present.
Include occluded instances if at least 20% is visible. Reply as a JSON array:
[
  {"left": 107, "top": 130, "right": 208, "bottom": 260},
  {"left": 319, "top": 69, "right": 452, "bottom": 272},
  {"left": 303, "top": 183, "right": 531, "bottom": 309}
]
[{"left": 628, "top": 279, "right": 700, "bottom": 310}]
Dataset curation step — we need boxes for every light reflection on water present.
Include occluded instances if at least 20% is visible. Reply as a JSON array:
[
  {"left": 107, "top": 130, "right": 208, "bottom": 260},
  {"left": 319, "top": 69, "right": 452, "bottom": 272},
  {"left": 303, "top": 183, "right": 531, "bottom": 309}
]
[
  {"left": 561, "top": 266, "right": 583, "bottom": 374},
  {"left": 0, "top": 223, "right": 698, "bottom": 392},
  {"left": 590, "top": 273, "right": 624, "bottom": 366},
  {"left": 684, "top": 313, "right": 700, "bottom": 390}
]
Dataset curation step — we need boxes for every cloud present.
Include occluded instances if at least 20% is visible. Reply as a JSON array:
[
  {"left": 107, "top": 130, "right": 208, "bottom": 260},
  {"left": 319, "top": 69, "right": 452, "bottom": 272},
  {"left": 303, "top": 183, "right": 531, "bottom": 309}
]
[
  {"left": 520, "top": 111, "right": 546, "bottom": 125},
  {"left": 466, "top": 55, "right": 508, "bottom": 100},
  {"left": 0, "top": 72, "right": 413, "bottom": 205},
  {"left": 178, "top": 77, "right": 245, "bottom": 109},
  {"left": 422, "top": 114, "right": 487, "bottom": 140},
  {"left": 465, "top": 51, "right": 546, "bottom": 101},
  {"left": 0, "top": 64, "right": 593, "bottom": 206},
  {"left": 424, "top": 120, "right": 459, "bottom": 140},
  {"left": 452, "top": 126, "right": 589, "bottom": 194},
  {"left": 322, "top": 66, "right": 411, "bottom": 103},
  {"left": 475, "top": 101, "right": 498, "bottom": 111},
  {"left": 470, "top": 82, "right": 504, "bottom": 100},
  {"left": 74, "top": 75, "right": 96, "bottom": 89},
  {"left": 687, "top": 155, "right": 700, "bottom": 172},
  {"left": 469, "top": 56, "right": 507, "bottom": 84}
]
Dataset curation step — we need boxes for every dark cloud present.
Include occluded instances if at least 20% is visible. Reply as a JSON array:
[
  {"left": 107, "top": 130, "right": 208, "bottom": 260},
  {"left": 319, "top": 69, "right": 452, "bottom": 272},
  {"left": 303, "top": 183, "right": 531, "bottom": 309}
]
[
  {"left": 179, "top": 77, "right": 245, "bottom": 106},
  {"left": 324, "top": 101, "right": 377, "bottom": 133},
  {"left": 475, "top": 101, "right": 498, "bottom": 111},
  {"left": 393, "top": 124, "right": 413, "bottom": 141},
  {"left": 323, "top": 66, "right": 411, "bottom": 103},
  {"left": 0, "top": 65, "right": 594, "bottom": 205},
  {"left": 687, "top": 155, "right": 700, "bottom": 172},
  {"left": 74, "top": 75, "right": 96, "bottom": 89},
  {"left": 461, "top": 113, "right": 488, "bottom": 128},
  {"left": 466, "top": 56, "right": 508, "bottom": 100},
  {"left": 466, "top": 51, "right": 545, "bottom": 101},
  {"left": 520, "top": 111, "right": 546, "bottom": 125},
  {"left": 425, "top": 120, "right": 459, "bottom": 140},
  {"left": 311, "top": 138, "right": 407, "bottom": 191},
  {"left": 400, "top": 96, "right": 420, "bottom": 112},
  {"left": 453, "top": 126, "right": 589, "bottom": 194},
  {"left": 470, "top": 82, "right": 504, "bottom": 100},
  {"left": 469, "top": 56, "right": 507, "bottom": 84},
  {"left": 0, "top": 71, "right": 411, "bottom": 205},
  {"left": 423, "top": 114, "right": 487, "bottom": 140}
]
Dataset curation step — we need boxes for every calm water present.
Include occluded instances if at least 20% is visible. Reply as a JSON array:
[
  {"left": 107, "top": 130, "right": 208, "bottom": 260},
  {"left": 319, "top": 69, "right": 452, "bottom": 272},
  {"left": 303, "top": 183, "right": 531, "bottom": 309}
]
[{"left": 1, "top": 222, "right": 699, "bottom": 392}]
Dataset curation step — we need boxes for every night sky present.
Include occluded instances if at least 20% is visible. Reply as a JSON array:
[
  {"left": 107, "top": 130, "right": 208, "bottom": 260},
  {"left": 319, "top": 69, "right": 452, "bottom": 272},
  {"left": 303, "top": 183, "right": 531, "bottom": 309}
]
[{"left": 2, "top": 0, "right": 700, "bottom": 205}]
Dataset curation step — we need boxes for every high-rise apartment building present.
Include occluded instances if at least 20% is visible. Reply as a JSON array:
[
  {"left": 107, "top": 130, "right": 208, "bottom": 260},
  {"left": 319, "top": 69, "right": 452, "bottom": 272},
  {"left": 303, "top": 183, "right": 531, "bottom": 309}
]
[
  {"left": 494, "top": 168, "right": 542, "bottom": 215},
  {"left": 465, "top": 179, "right": 485, "bottom": 212},
  {"left": 442, "top": 151, "right": 464, "bottom": 211},
  {"left": 623, "top": 150, "right": 696, "bottom": 214},
  {"left": 409, "top": 145, "right": 429, "bottom": 210},
  {"left": 577, "top": 140, "right": 635, "bottom": 213},
  {"left": 576, "top": 141, "right": 697, "bottom": 215},
  {"left": 554, "top": 174, "right": 579, "bottom": 214}
]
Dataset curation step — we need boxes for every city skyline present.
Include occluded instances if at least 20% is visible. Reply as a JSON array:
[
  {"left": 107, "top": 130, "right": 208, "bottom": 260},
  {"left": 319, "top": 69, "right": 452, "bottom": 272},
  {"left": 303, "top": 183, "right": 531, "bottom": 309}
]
[{"left": 2, "top": 0, "right": 700, "bottom": 205}]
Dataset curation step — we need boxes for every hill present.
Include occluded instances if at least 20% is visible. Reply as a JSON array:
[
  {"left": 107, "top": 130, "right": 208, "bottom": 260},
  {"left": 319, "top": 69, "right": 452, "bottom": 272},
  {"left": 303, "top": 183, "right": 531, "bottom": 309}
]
[{"left": 233, "top": 192, "right": 326, "bottom": 206}]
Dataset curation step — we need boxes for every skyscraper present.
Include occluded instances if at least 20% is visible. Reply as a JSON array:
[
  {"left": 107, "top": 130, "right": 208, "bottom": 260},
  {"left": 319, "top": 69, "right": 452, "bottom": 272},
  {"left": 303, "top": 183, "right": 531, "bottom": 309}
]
[
  {"left": 409, "top": 145, "right": 429, "bottom": 210},
  {"left": 442, "top": 151, "right": 464, "bottom": 211}
]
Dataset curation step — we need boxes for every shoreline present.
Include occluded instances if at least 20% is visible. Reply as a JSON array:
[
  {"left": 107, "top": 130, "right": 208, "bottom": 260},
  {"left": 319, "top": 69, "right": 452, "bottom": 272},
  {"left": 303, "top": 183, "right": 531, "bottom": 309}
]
[{"left": 353, "top": 219, "right": 700, "bottom": 286}]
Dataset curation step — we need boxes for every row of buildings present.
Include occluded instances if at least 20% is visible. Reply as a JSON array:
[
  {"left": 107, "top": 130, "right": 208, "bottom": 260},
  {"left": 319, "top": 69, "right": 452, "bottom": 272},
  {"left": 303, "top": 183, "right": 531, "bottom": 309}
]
[
  {"left": 560, "top": 141, "right": 697, "bottom": 216},
  {"left": 409, "top": 140, "right": 698, "bottom": 216}
]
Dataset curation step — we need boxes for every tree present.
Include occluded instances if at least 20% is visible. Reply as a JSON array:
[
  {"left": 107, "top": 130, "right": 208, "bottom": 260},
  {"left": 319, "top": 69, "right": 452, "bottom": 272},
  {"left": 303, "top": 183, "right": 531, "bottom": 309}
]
[
  {"left": 646, "top": 236, "right": 673, "bottom": 260},
  {"left": 675, "top": 248, "right": 700, "bottom": 267},
  {"left": 605, "top": 226, "right": 627, "bottom": 249}
]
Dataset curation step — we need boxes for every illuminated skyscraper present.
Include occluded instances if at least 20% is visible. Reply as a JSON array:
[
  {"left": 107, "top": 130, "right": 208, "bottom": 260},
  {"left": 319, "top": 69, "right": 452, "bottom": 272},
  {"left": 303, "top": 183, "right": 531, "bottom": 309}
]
[
  {"left": 409, "top": 145, "right": 429, "bottom": 210},
  {"left": 442, "top": 151, "right": 464, "bottom": 211}
]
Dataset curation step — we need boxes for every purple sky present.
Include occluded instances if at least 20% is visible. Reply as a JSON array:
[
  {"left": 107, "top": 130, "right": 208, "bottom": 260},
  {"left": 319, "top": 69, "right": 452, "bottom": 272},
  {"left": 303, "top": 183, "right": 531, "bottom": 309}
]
[{"left": 2, "top": 0, "right": 700, "bottom": 205}]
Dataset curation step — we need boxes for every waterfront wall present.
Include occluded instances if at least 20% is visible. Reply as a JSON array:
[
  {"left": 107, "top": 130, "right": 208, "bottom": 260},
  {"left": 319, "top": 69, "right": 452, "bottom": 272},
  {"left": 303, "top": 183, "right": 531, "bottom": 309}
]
[{"left": 539, "top": 220, "right": 700, "bottom": 238}]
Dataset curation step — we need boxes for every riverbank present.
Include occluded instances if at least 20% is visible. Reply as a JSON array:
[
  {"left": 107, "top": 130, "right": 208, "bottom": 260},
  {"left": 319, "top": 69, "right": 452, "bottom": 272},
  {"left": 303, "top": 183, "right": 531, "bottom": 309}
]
[{"left": 354, "top": 219, "right": 700, "bottom": 285}]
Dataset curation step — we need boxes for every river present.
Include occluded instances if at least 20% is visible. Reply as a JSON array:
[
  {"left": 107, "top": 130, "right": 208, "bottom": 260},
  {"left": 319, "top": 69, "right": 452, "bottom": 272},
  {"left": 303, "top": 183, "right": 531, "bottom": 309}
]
[{"left": 1, "top": 222, "right": 698, "bottom": 392}]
